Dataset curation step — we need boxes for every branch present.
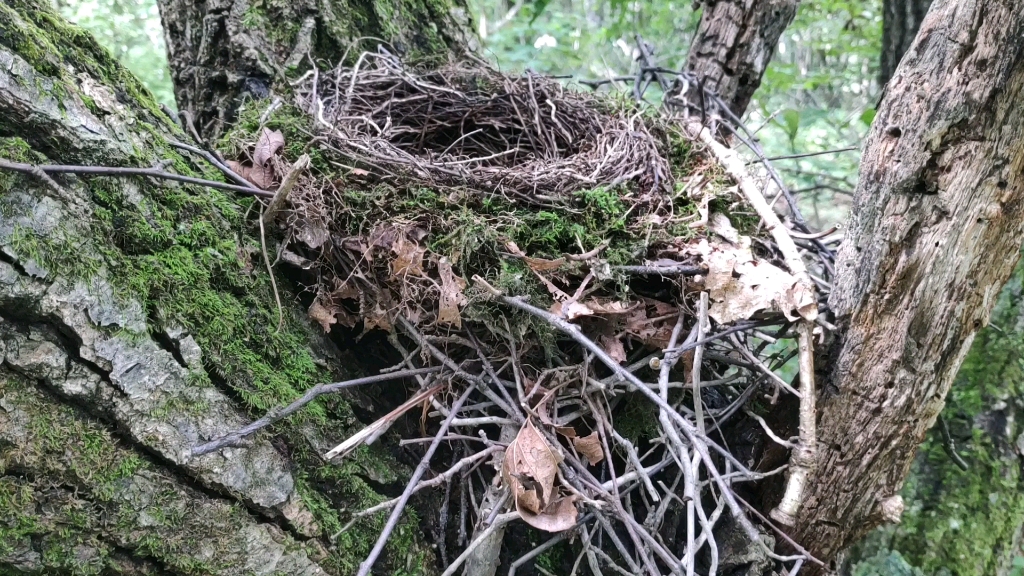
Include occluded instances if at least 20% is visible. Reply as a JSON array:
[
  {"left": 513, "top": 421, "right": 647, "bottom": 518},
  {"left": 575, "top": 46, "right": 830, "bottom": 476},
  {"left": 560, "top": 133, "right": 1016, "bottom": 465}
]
[
  {"left": 356, "top": 385, "right": 476, "bottom": 576},
  {"left": 188, "top": 366, "right": 443, "bottom": 457},
  {"left": 0, "top": 158, "right": 275, "bottom": 198}
]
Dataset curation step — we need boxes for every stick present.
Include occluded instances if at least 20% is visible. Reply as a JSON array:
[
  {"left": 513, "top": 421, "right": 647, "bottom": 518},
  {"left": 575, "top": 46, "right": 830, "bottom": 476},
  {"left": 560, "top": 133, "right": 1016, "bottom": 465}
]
[
  {"left": 188, "top": 366, "right": 442, "bottom": 457},
  {"left": 356, "top": 385, "right": 476, "bottom": 576},
  {"left": 693, "top": 292, "right": 709, "bottom": 434},
  {"left": 0, "top": 158, "right": 274, "bottom": 198},
  {"left": 691, "top": 122, "right": 821, "bottom": 525},
  {"left": 441, "top": 511, "right": 519, "bottom": 576},
  {"left": 770, "top": 321, "right": 817, "bottom": 526}
]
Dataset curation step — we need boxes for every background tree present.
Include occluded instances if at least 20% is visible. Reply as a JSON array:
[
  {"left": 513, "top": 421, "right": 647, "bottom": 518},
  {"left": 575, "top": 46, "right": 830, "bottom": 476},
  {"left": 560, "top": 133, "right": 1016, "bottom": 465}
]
[
  {"left": 684, "top": 0, "right": 800, "bottom": 117},
  {"left": 879, "top": 0, "right": 931, "bottom": 85}
]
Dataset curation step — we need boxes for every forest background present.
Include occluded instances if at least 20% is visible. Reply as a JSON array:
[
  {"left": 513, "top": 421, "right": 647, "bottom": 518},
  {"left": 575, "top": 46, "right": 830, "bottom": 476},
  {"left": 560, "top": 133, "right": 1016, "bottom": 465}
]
[{"left": 51, "top": 0, "right": 1024, "bottom": 573}]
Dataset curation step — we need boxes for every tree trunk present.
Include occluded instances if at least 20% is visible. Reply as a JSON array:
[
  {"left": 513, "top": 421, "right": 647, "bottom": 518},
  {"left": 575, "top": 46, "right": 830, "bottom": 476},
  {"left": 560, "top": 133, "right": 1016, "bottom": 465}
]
[
  {"left": 847, "top": 258, "right": 1024, "bottom": 575},
  {"left": 157, "top": 0, "right": 475, "bottom": 142},
  {"left": 879, "top": 0, "right": 932, "bottom": 86},
  {"left": 0, "top": 1, "right": 435, "bottom": 573},
  {"left": 684, "top": 0, "right": 799, "bottom": 117},
  {"left": 792, "top": 0, "right": 1024, "bottom": 569}
]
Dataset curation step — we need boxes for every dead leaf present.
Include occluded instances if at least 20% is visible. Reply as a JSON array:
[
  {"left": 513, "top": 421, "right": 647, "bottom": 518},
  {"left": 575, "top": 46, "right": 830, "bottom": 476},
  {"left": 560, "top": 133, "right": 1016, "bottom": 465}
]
[
  {"left": 332, "top": 278, "right": 361, "bottom": 300},
  {"left": 551, "top": 300, "right": 593, "bottom": 320},
  {"left": 583, "top": 299, "right": 634, "bottom": 315},
  {"left": 704, "top": 238, "right": 817, "bottom": 323},
  {"left": 598, "top": 334, "right": 627, "bottom": 363},
  {"left": 295, "top": 218, "right": 330, "bottom": 248},
  {"left": 624, "top": 303, "right": 676, "bottom": 348},
  {"left": 253, "top": 128, "right": 285, "bottom": 167},
  {"left": 555, "top": 426, "right": 577, "bottom": 439},
  {"left": 226, "top": 160, "right": 248, "bottom": 179},
  {"left": 503, "top": 419, "right": 559, "bottom": 514},
  {"left": 391, "top": 235, "right": 426, "bottom": 278},
  {"left": 246, "top": 164, "right": 276, "bottom": 189},
  {"left": 502, "top": 419, "right": 576, "bottom": 531},
  {"left": 520, "top": 495, "right": 578, "bottom": 532},
  {"left": 437, "top": 258, "right": 467, "bottom": 328},
  {"left": 308, "top": 300, "right": 338, "bottom": 333},
  {"left": 361, "top": 296, "right": 392, "bottom": 332},
  {"left": 573, "top": 432, "right": 605, "bottom": 466},
  {"left": 506, "top": 241, "right": 567, "bottom": 273}
]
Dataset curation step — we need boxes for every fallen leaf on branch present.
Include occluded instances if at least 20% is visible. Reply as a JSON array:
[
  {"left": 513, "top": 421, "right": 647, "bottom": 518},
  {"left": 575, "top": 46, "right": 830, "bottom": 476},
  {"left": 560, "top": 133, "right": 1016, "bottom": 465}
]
[
  {"left": 254, "top": 128, "right": 285, "bottom": 167},
  {"left": 555, "top": 426, "right": 577, "bottom": 438},
  {"left": 437, "top": 257, "right": 467, "bottom": 328},
  {"left": 522, "top": 495, "right": 579, "bottom": 532},
  {"left": 295, "top": 218, "right": 330, "bottom": 249},
  {"left": 583, "top": 299, "right": 634, "bottom": 315},
  {"left": 551, "top": 300, "right": 593, "bottom": 320},
  {"left": 573, "top": 431, "right": 605, "bottom": 465},
  {"left": 704, "top": 237, "right": 817, "bottom": 323},
  {"left": 391, "top": 235, "right": 426, "bottom": 278},
  {"left": 598, "top": 334, "right": 627, "bottom": 363},
  {"left": 624, "top": 302, "right": 677, "bottom": 348},
  {"left": 331, "top": 278, "right": 361, "bottom": 300},
  {"left": 502, "top": 419, "right": 577, "bottom": 532}
]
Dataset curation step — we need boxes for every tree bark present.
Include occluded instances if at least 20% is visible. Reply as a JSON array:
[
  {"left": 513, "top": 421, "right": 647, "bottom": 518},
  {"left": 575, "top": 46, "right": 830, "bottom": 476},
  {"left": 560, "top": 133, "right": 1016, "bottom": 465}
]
[
  {"left": 792, "top": 0, "right": 1024, "bottom": 569},
  {"left": 847, "top": 259, "right": 1024, "bottom": 575},
  {"left": 157, "top": 0, "right": 476, "bottom": 142},
  {"left": 684, "top": 0, "right": 799, "bottom": 117},
  {"left": 0, "top": 1, "right": 432, "bottom": 573},
  {"left": 879, "top": 0, "right": 932, "bottom": 86}
]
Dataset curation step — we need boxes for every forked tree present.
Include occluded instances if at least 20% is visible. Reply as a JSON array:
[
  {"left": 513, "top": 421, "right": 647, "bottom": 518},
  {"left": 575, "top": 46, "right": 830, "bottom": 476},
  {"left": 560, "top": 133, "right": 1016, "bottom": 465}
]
[{"left": 0, "top": 0, "right": 1022, "bottom": 574}]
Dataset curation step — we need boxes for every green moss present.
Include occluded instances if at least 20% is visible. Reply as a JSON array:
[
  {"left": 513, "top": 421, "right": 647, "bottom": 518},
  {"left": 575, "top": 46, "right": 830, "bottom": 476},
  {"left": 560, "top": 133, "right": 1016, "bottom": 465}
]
[
  {"left": 0, "top": 0, "right": 174, "bottom": 131},
  {"left": 1, "top": 371, "right": 329, "bottom": 575},
  {"left": 9, "top": 224, "right": 102, "bottom": 280}
]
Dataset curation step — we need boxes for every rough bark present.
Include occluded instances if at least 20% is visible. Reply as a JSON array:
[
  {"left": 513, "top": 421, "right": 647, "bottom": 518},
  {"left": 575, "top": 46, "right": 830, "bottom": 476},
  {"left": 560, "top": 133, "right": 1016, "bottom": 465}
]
[
  {"left": 157, "top": 0, "right": 476, "bottom": 142},
  {"left": 684, "top": 0, "right": 799, "bottom": 117},
  {"left": 879, "top": 0, "right": 933, "bottom": 86},
  {"left": 846, "top": 259, "right": 1024, "bottom": 575},
  {"left": 0, "top": 2, "right": 430, "bottom": 573},
  {"left": 793, "top": 0, "right": 1024, "bottom": 569}
]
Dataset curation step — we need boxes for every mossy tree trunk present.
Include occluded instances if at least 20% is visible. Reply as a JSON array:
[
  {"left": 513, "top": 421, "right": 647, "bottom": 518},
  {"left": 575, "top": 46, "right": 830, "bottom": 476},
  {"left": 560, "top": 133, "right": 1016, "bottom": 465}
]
[
  {"left": 0, "top": 2, "right": 436, "bottom": 574},
  {"left": 849, "top": 1, "right": 1024, "bottom": 572},
  {"left": 791, "top": 0, "right": 1024, "bottom": 570},
  {"left": 157, "top": 0, "right": 476, "bottom": 142}
]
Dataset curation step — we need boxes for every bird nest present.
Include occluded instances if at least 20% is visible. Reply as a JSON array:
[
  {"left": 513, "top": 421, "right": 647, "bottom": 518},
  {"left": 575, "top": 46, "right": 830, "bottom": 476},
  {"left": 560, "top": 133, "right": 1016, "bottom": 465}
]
[{"left": 209, "top": 53, "right": 835, "bottom": 575}]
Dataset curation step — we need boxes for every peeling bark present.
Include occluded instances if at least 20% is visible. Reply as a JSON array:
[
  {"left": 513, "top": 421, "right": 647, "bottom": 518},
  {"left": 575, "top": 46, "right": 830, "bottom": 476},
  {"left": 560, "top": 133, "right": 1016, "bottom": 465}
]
[
  {"left": 685, "top": 0, "right": 799, "bottom": 117},
  {"left": 794, "top": 0, "right": 1024, "bottom": 568}
]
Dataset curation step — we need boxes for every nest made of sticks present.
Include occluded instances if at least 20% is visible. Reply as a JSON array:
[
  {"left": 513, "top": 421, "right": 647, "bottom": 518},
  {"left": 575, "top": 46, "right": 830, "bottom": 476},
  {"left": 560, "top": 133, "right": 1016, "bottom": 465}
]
[
  {"left": 214, "top": 53, "right": 836, "bottom": 576},
  {"left": 293, "top": 53, "right": 673, "bottom": 205}
]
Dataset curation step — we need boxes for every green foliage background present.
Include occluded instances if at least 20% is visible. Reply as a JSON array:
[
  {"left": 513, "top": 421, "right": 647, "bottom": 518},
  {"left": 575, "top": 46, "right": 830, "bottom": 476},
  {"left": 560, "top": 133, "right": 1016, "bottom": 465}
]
[{"left": 45, "top": 0, "right": 1024, "bottom": 573}]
